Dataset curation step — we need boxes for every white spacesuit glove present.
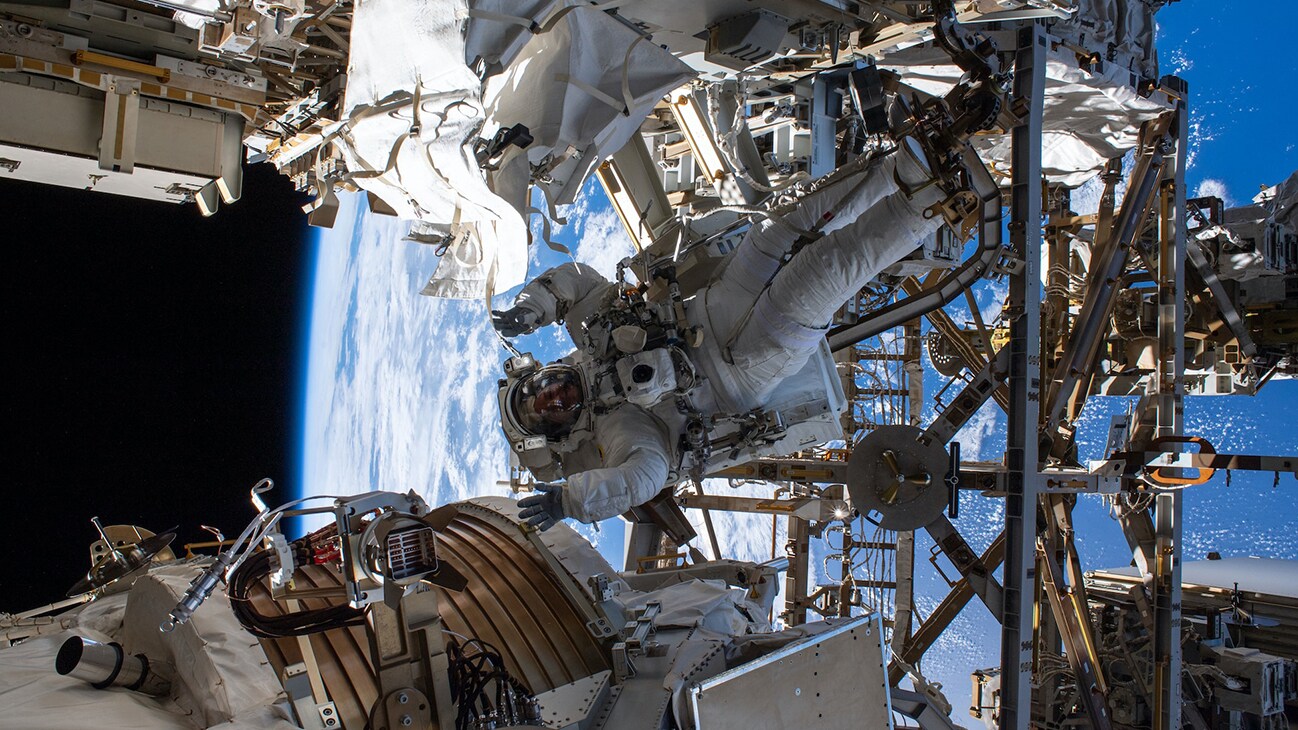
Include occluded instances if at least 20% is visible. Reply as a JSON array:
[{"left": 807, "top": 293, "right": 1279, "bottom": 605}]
[
  {"left": 517, "top": 482, "right": 565, "bottom": 531},
  {"left": 491, "top": 306, "right": 539, "bottom": 337}
]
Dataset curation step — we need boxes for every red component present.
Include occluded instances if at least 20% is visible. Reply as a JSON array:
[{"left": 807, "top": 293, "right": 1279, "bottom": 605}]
[{"left": 312, "top": 540, "right": 342, "bottom": 565}]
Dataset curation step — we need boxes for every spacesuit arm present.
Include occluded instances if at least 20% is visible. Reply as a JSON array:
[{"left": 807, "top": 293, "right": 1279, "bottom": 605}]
[
  {"left": 560, "top": 405, "right": 672, "bottom": 524},
  {"left": 512, "top": 262, "right": 613, "bottom": 329}
]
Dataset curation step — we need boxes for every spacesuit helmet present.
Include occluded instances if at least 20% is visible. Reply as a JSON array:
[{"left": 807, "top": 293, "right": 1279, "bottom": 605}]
[{"left": 509, "top": 365, "right": 585, "bottom": 440}]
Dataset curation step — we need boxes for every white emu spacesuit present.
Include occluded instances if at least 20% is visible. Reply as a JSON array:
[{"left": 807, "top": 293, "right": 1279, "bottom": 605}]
[{"left": 497, "top": 141, "right": 948, "bottom": 528}]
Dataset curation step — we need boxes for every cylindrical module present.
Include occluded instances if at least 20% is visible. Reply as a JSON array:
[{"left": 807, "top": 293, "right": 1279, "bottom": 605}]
[{"left": 55, "top": 636, "right": 170, "bottom": 696}]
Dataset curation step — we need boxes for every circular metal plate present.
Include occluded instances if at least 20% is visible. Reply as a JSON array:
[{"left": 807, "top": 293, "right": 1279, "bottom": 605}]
[{"left": 847, "top": 425, "right": 949, "bottom": 531}]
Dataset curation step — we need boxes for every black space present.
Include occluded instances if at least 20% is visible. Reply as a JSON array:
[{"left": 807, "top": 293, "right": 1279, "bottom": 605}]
[{"left": 1, "top": 163, "right": 314, "bottom": 611}]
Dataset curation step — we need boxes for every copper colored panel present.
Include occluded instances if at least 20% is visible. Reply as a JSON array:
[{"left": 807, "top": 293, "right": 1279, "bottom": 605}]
[{"left": 247, "top": 505, "right": 610, "bottom": 729}]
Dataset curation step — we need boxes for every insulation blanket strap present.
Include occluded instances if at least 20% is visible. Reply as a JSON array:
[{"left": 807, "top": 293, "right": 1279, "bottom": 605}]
[
  {"left": 337, "top": 1, "right": 692, "bottom": 300},
  {"left": 464, "top": 0, "right": 565, "bottom": 74},
  {"left": 883, "top": 43, "right": 1169, "bottom": 187},
  {"left": 339, "top": 0, "right": 525, "bottom": 299},
  {"left": 1051, "top": 0, "right": 1159, "bottom": 80},
  {"left": 483, "top": 6, "right": 696, "bottom": 207},
  {"left": 615, "top": 580, "right": 769, "bottom": 637}
]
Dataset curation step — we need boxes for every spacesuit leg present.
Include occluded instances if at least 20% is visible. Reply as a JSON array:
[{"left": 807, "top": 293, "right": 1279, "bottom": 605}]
[
  {"left": 727, "top": 185, "right": 947, "bottom": 403},
  {"left": 713, "top": 155, "right": 901, "bottom": 303}
]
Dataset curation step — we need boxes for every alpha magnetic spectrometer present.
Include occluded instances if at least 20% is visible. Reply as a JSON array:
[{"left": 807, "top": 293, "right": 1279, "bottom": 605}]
[{"left": 2, "top": 0, "right": 1297, "bottom": 729}]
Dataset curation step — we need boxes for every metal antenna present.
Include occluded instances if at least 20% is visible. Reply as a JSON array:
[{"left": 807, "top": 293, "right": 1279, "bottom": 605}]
[{"left": 90, "top": 516, "right": 125, "bottom": 564}]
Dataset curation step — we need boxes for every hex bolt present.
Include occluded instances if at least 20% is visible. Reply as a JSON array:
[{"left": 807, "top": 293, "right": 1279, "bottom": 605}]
[
  {"left": 400, "top": 716, "right": 413, "bottom": 727},
  {"left": 397, "top": 693, "right": 409, "bottom": 704}
]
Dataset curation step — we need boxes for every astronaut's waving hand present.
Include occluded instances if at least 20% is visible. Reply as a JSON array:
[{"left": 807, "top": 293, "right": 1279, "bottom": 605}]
[{"left": 517, "top": 482, "right": 565, "bottom": 531}]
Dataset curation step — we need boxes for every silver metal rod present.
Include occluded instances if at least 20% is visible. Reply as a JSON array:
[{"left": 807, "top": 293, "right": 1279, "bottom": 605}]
[
  {"left": 90, "top": 517, "right": 126, "bottom": 565},
  {"left": 12, "top": 593, "right": 92, "bottom": 622}
]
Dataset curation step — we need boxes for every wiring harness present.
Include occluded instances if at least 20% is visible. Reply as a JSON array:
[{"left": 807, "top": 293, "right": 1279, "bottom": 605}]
[
  {"left": 227, "top": 528, "right": 366, "bottom": 639},
  {"left": 446, "top": 637, "right": 541, "bottom": 730}
]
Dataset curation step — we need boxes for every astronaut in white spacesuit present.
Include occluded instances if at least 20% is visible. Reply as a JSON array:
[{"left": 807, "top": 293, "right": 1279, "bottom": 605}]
[{"left": 497, "top": 140, "right": 950, "bottom": 530}]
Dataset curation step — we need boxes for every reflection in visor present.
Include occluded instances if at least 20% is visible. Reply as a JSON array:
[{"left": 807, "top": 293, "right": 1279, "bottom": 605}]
[{"left": 511, "top": 366, "right": 584, "bottom": 439}]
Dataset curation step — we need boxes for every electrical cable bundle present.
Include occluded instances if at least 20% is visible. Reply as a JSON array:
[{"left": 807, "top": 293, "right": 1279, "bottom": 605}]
[
  {"left": 446, "top": 637, "right": 540, "bottom": 730},
  {"left": 226, "top": 546, "right": 366, "bottom": 638}
]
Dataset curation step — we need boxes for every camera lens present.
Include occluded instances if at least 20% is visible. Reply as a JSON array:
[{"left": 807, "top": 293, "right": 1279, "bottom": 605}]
[{"left": 631, "top": 364, "right": 654, "bottom": 384}]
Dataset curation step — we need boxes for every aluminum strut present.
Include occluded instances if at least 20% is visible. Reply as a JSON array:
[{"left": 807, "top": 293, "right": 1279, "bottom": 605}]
[
  {"left": 998, "top": 23, "right": 1045, "bottom": 730},
  {"left": 902, "top": 277, "right": 1011, "bottom": 413},
  {"left": 924, "top": 515, "right": 1005, "bottom": 621},
  {"left": 920, "top": 345, "right": 1011, "bottom": 447},
  {"left": 888, "top": 530, "right": 1007, "bottom": 686},
  {"left": 1039, "top": 495, "right": 1112, "bottom": 730},
  {"left": 1042, "top": 118, "right": 1171, "bottom": 431},
  {"left": 1185, "top": 239, "right": 1258, "bottom": 357}
]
